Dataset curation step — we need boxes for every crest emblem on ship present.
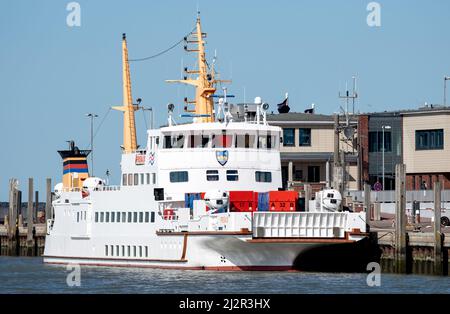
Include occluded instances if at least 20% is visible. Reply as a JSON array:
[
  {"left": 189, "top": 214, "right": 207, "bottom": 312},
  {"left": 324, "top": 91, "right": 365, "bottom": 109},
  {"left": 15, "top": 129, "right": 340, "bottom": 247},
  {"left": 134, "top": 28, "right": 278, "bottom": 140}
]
[{"left": 216, "top": 150, "right": 229, "bottom": 166}]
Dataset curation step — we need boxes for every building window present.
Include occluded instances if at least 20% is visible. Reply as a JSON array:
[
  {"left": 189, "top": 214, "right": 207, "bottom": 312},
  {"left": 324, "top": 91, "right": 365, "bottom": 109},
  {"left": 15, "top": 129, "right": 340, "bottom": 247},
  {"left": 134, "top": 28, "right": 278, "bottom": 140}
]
[
  {"left": 299, "top": 128, "right": 311, "bottom": 146},
  {"left": 170, "top": 171, "right": 189, "bottom": 183},
  {"left": 294, "top": 170, "right": 303, "bottom": 181},
  {"left": 307, "top": 166, "right": 320, "bottom": 183},
  {"left": 226, "top": 170, "right": 239, "bottom": 181},
  {"left": 206, "top": 170, "right": 219, "bottom": 181},
  {"left": 255, "top": 171, "right": 272, "bottom": 182},
  {"left": 151, "top": 212, "right": 155, "bottom": 223},
  {"left": 369, "top": 131, "right": 392, "bottom": 152},
  {"left": 145, "top": 212, "right": 149, "bottom": 223},
  {"left": 416, "top": 129, "right": 444, "bottom": 150},
  {"left": 283, "top": 128, "right": 295, "bottom": 146},
  {"left": 122, "top": 174, "right": 127, "bottom": 186}
]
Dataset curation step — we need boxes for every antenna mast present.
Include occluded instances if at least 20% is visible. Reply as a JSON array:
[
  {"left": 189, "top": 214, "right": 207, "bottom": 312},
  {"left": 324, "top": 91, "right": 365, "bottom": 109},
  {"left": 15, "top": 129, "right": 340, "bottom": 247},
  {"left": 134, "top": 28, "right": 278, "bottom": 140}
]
[{"left": 113, "top": 33, "right": 138, "bottom": 153}]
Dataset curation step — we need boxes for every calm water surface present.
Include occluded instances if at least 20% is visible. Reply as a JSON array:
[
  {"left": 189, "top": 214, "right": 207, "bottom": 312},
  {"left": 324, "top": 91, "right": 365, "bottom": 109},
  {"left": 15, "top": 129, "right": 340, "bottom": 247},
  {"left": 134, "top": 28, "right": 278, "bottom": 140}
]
[{"left": 0, "top": 257, "right": 448, "bottom": 294}]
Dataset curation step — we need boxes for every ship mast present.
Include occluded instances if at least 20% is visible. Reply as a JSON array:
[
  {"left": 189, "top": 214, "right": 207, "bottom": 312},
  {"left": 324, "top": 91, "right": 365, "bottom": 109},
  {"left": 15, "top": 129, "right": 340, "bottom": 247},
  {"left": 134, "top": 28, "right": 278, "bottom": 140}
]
[
  {"left": 167, "top": 14, "right": 225, "bottom": 123},
  {"left": 113, "top": 33, "right": 138, "bottom": 153}
]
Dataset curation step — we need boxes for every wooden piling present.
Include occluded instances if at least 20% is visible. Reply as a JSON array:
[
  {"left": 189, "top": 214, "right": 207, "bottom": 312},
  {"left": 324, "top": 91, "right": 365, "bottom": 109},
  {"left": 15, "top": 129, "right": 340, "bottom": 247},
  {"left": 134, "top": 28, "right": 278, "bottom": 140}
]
[
  {"left": 364, "top": 183, "right": 371, "bottom": 232},
  {"left": 394, "top": 164, "right": 407, "bottom": 274},
  {"left": 26, "top": 178, "right": 34, "bottom": 256},
  {"left": 433, "top": 182, "right": 443, "bottom": 275},
  {"left": 304, "top": 184, "right": 311, "bottom": 212}
]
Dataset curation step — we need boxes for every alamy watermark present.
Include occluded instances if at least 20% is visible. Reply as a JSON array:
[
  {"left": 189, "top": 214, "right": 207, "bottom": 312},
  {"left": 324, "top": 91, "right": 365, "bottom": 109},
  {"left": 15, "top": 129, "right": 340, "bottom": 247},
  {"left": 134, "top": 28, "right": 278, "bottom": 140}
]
[
  {"left": 66, "top": 263, "right": 81, "bottom": 287},
  {"left": 66, "top": 2, "right": 81, "bottom": 27},
  {"left": 366, "top": 262, "right": 381, "bottom": 287},
  {"left": 366, "top": 2, "right": 381, "bottom": 27}
]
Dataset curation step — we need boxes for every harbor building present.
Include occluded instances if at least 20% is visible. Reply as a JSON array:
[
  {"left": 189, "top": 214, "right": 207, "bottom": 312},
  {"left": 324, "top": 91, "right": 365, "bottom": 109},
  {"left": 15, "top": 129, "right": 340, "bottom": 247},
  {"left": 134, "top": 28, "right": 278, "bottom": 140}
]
[
  {"left": 267, "top": 112, "right": 359, "bottom": 191},
  {"left": 358, "top": 105, "right": 450, "bottom": 190}
]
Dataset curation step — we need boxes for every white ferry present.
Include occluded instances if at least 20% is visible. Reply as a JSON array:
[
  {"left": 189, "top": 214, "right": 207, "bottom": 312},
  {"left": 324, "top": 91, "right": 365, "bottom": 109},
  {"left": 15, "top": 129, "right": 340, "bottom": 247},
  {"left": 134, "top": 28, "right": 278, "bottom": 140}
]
[{"left": 43, "top": 16, "right": 367, "bottom": 270}]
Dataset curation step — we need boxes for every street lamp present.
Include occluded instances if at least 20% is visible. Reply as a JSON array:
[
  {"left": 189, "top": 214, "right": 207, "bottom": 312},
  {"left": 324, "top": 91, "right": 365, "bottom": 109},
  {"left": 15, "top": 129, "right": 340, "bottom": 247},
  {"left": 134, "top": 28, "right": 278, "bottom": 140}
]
[
  {"left": 381, "top": 125, "right": 391, "bottom": 191},
  {"left": 85, "top": 113, "right": 98, "bottom": 176},
  {"left": 444, "top": 76, "right": 450, "bottom": 106}
]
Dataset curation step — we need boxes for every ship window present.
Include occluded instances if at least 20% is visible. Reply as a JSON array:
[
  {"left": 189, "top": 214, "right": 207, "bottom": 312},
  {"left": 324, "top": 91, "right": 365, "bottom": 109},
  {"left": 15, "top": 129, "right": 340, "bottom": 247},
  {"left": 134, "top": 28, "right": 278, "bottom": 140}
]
[
  {"left": 100, "top": 212, "right": 104, "bottom": 223},
  {"left": 110, "top": 245, "right": 114, "bottom": 256},
  {"left": 256, "top": 171, "right": 272, "bottom": 183},
  {"left": 212, "top": 132, "right": 232, "bottom": 148},
  {"left": 140, "top": 173, "right": 144, "bottom": 185},
  {"left": 122, "top": 212, "right": 126, "bottom": 223},
  {"left": 170, "top": 171, "right": 189, "bottom": 183},
  {"left": 152, "top": 173, "right": 156, "bottom": 184},
  {"left": 145, "top": 212, "right": 150, "bottom": 223},
  {"left": 139, "top": 212, "right": 143, "bottom": 223},
  {"left": 134, "top": 174, "right": 139, "bottom": 185},
  {"left": 77, "top": 212, "right": 79, "bottom": 222},
  {"left": 128, "top": 174, "right": 133, "bottom": 186},
  {"left": 133, "top": 246, "right": 137, "bottom": 257},
  {"left": 127, "top": 245, "right": 131, "bottom": 257},
  {"left": 145, "top": 246, "right": 148, "bottom": 257},
  {"left": 163, "top": 135, "right": 172, "bottom": 148},
  {"left": 257, "top": 133, "right": 275, "bottom": 149},
  {"left": 139, "top": 246, "right": 142, "bottom": 257},
  {"left": 133, "top": 212, "right": 138, "bottom": 223},
  {"left": 106, "top": 212, "right": 110, "bottom": 223},
  {"left": 111, "top": 212, "right": 115, "bottom": 223},
  {"left": 226, "top": 170, "right": 239, "bottom": 181},
  {"left": 235, "top": 134, "right": 255, "bottom": 148},
  {"left": 116, "top": 245, "right": 119, "bottom": 257},
  {"left": 122, "top": 245, "right": 125, "bottom": 257},
  {"left": 116, "top": 211, "right": 120, "bottom": 222},
  {"left": 206, "top": 170, "right": 219, "bottom": 181},
  {"left": 105, "top": 245, "right": 108, "bottom": 256},
  {"left": 188, "top": 135, "right": 202, "bottom": 148},
  {"left": 146, "top": 173, "right": 150, "bottom": 184},
  {"left": 151, "top": 212, "right": 155, "bottom": 223},
  {"left": 173, "top": 135, "right": 185, "bottom": 148},
  {"left": 122, "top": 174, "right": 127, "bottom": 186},
  {"left": 95, "top": 212, "right": 99, "bottom": 222},
  {"left": 127, "top": 212, "right": 132, "bottom": 223}
]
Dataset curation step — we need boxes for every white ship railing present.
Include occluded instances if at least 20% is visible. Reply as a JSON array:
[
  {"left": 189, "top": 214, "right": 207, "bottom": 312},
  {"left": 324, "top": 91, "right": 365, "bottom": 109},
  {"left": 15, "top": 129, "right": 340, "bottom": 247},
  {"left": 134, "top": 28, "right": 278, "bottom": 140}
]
[
  {"left": 60, "top": 186, "right": 121, "bottom": 193},
  {"left": 345, "top": 190, "right": 450, "bottom": 203},
  {"left": 252, "top": 212, "right": 350, "bottom": 238}
]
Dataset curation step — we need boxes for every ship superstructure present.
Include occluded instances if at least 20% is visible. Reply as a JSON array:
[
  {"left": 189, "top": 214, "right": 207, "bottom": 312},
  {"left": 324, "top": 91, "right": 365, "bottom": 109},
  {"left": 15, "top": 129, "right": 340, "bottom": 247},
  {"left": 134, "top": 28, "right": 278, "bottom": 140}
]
[{"left": 43, "top": 16, "right": 367, "bottom": 270}]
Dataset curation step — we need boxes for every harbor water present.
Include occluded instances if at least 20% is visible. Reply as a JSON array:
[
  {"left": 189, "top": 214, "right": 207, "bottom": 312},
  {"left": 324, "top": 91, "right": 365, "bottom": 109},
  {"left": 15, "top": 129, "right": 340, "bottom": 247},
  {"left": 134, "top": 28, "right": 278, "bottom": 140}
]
[{"left": 0, "top": 257, "right": 448, "bottom": 294}]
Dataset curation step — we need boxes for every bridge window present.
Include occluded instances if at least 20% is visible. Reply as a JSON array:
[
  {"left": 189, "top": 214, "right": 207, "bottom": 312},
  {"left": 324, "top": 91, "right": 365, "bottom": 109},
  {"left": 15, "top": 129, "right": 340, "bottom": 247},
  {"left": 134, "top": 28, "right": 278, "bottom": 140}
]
[
  {"left": 235, "top": 134, "right": 256, "bottom": 148},
  {"left": 170, "top": 171, "right": 189, "bottom": 183},
  {"left": 164, "top": 134, "right": 185, "bottom": 149},
  {"left": 212, "top": 132, "right": 233, "bottom": 148},
  {"left": 256, "top": 171, "right": 272, "bottom": 183},
  {"left": 188, "top": 134, "right": 210, "bottom": 148},
  {"left": 226, "top": 170, "right": 239, "bottom": 181},
  {"left": 206, "top": 170, "right": 219, "bottom": 181}
]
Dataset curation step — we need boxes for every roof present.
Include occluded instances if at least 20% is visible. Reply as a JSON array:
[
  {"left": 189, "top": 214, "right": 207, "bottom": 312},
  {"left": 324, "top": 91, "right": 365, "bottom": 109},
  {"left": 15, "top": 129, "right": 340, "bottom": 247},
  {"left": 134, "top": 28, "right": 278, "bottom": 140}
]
[
  {"left": 266, "top": 112, "right": 335, "bottom": 124},
  {"left": 361, "top": 105, "right": 450, "bottom": 116}
]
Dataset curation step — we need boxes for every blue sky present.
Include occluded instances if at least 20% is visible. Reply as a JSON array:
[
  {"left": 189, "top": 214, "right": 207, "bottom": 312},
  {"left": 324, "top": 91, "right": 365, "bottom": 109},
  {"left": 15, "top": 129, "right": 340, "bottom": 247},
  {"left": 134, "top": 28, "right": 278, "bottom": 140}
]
[{"left": 1, "top": 0, "right": 450, "bottom": 200}]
